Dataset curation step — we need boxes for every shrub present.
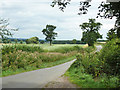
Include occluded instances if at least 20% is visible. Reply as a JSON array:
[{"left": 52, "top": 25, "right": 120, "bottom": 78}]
[
  {"left": 2, "top": 45, "right": 44, "bottom": 55},
  {"left": 99, "top": 38, "right": 120, "bottom": 75},
  {"left": 2, "top": 50, "right": 77, "bottom": 72}
]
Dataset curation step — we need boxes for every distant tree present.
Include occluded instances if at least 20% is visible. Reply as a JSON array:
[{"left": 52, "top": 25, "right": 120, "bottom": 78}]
[
  {"left": 2, "top": 38, "right": 7, "bottom": 44},
  {"left": 14, "top": 39, "right": 18, "bottom": 44},
  {"left": 0, "top": 18, "right": 18, "bottom": 40},
  {"left": 80, "top": 19, "right": 102, "bottom": 46},
  {"left": 42, "top": 25, "right": 57, "bottom": 46},
  {"left": 106, "top": 28, "right": 117, "bottom": 41},
  {"left": 20, "top": 40, "right": 23, "bottom": 44},
  {"left": 40, "top": 40, "right": 45, "bottom": 44},
  {"left": 25, "top": 39, "right": 30, "bottom": 44},
  {"left": 8, "top": 39, "right": 11, "bottom": 43},
  {"left": 72, "top": 39, "right": 77, "bottom": 44},
  {"left": 26, "top": 37, "right": 39, "bottom": 44}
]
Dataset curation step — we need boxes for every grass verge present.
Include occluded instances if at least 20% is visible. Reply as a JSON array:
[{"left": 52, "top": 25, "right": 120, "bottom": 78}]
[{"left": 2, "top": 56, "right": 76, "bottom": 77}]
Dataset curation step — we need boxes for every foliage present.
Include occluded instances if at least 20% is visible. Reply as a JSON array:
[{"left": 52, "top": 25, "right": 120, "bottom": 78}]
[
  {"left": 99, "top": 38, "right": 120, "bottom": 76},
  {"left": 2, "top": 44, "right": 81, "bottom": 76},
  {"left": 20, "top": 40, "right": 23, "bottom": 44},
  {"left": 42, "top": 25, "right": 57, "bottom": 46},
  {"left": 0, "top": 18, "right": 18, "bottom": 39},
  {"left": 26, "top": 37, "right": 39, "bottom": 44},
  {"left": 80, "top": 19, "right": 102, "bottom": 46},
  {"left": 106, "top": 28, "right": 117, "bottom": 40},
  {"left": 67, "top": 39, "right": 120, "bottom": 88},
  {"left": 2, "top": 50, "right": 76, "bottom": 72},
  {"left": 97, "top": 1, "right": 120, "bottom": 38},
  {"left": 2, "top": 45, "right": 44, "bottom": 55},
  {"left": 72, "top": 39, "right": 77, "bottom": 44},
  {"left": 40, "top": 40, "right": 45, "bottom": 44},
  {"left": 53, "top": 40, "right": 86, "bottom": 44}
]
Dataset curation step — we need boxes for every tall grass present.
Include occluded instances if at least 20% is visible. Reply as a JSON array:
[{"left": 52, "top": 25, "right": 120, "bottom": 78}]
[
  {"left": 2, "top": 45, "right": 44, "bottom": 55},
  {"left": 2, "top": 44, "right": 84, "bottom": 76}
]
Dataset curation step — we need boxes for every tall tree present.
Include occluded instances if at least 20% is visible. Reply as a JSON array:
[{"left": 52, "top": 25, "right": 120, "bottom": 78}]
[
  {"left": 80, "top": 19, "right": 102, "bottom": 46},
  {"left": 42, "top": 25, "right": 57, "bottom": 46},
  {"left": 0, "top": 18, "right": 18, "bottom": 40}
]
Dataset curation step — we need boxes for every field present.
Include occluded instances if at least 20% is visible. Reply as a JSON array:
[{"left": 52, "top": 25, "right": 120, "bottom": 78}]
[{"left": 1, "top": 43, "right": 86, "bottom": 77}]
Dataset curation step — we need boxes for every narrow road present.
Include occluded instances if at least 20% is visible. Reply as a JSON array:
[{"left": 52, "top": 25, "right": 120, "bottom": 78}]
[{"left": 1, "top": 59, "right": 76, "bottom": 88}]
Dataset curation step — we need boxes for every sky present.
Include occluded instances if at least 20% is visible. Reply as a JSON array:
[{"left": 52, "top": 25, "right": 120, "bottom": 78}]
[{"left": 0, "top": 0, "right": 116, "bottom": 40}]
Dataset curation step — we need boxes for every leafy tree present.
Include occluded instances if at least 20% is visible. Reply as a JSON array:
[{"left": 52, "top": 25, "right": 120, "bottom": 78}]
[
  {"left": 106, "top": 28, "right": 117, "bottom": 41},
  {"left": 42, "top": 25, "right": 57, "bottom": 46},
  {"left": 0, "top": 18, "right": 18, "bottom": 40},
  {"left": 20, "top": 40, "right": 23, "bottom": 44},
  {"left": 51, "top": 0, "right": 120, "bottom": 38},
  {"left": 72, "top": 39, "right": 77, "bottom": 44},
  {"left": 80, "top": 19, "right": 102, "bottom": 46},
  {"left": 40, "top": 40, "right": 45, "bottom": 44},
  {"left": 26, "top": 37, "right": 39, "bottom": 44},
  {"left": 2, "top": 38, "right": 7, "bottom": 44}
]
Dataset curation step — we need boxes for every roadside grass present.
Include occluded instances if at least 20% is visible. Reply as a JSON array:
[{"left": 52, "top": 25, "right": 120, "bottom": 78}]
[
  {"left": 65, "top": 40, "right": 120, "bottom": 88},
  {"left": 65, "top": 71, "right": 119, "bottom": 88},
  {"left": 2, "top": 56, "right": 76, "bottom": 77},
  {"left": 1, "top": 44, "right": 85, "bottom": 77}
]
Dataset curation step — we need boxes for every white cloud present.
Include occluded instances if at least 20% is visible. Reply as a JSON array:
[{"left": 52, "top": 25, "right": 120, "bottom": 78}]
[{"left": 1, "top": 0, "right": 116, "bottom": 40}]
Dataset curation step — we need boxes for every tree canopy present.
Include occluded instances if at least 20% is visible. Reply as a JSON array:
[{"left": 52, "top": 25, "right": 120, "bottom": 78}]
[
  {"left": 51, "top": 0, "right": 120, "bottom": 38},
  {"left": 42, "top": 25, "right": 57, "bottom": 46},
  {"left": 26, "top": 37, "right": 39, "bottom": 44},
  {"left": 80, "top": 19, "right": 102, "bottom": 46}
]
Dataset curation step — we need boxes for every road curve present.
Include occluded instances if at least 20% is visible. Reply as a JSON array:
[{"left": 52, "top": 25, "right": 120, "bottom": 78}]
[{"left": 1, "top": 59, "right": 76, "bottom": 88}]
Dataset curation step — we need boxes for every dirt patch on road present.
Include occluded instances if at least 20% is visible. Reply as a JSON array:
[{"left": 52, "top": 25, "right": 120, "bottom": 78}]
[{"left": 44, "top": 76, "right": 79, "bottom": 88}]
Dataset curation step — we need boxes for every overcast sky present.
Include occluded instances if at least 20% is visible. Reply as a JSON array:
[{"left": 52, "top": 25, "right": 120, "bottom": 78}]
[{"left": 0, "top": 0, "right": 116, "bottom": 40}]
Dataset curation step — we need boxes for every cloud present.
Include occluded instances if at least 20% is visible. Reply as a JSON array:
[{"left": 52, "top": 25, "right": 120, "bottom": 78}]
[{"left": 1, "top": 0, "right": 116, "bottom": 40}]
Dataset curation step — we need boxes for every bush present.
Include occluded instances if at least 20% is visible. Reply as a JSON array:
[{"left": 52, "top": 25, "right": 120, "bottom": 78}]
[
  {"left": 67, "top": 39, "right": 120, "bottom": 88},
  {"left": 2, "top": 50, "right": 77, "bottom": 72},
  {"left": 2, "top": 45, "right": 44, "bottom": 55},
  {"left": 99, "top": 38, "right": 120, "bottom": 75}
]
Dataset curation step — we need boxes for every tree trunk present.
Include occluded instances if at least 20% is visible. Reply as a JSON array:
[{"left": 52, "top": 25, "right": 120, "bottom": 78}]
[
  {"left": 117, "top": 27, "right": 120, "bottom": 38},
  {"left": 50, "top": 41, "right": 52, "bottom": 46},
  {"left": 88, "top": 42, "right": 94, "bottom": 46}
]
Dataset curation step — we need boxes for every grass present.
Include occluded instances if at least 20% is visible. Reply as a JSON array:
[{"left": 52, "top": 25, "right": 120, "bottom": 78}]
[
  {"left": 65, "top": 71, "right": 119, "bottom": 88},
  {"left": 65, "top": 42, "right": 120, "bottom": 88},
  {"left": 2, "top": 56, "right": 76, "bottom": 77},
  {"left": 1, "top": 44, "right": 85, "bottom": 77}
]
